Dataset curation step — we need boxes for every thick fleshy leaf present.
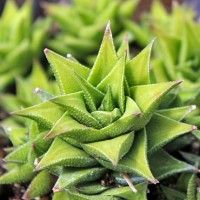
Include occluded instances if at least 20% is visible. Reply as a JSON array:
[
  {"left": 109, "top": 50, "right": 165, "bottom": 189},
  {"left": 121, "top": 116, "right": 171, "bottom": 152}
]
[
  {"left": 53, "top": 190, "right": 118, "bottom": 200},
  {"left": 91, "top": 108, "right": 121, "bottom": 127},
  {"left": 0, "top": 163, "right": 35, "bottom": 184},
  {"left": 149, "top": 149, "right": 196, "bottom": 180},
  {"left": 53, "top": 167, "right": 106, "bottom": 191},
  {"left": 51, "top": 92, "right": 102, "bottom": 129},
  {"left": 73, "top": 72, "right": 104, "bottom": 112},
  {"left": 77, "top": 183, "right": 109, "bottom": 195},
  {"left": 36, "top": 138, "right": 97, "bottom": 170},
  {"left": 44, "top": 48, "right": 89, "bottom": 94},
  {"left": 4, "top": 143, "right": 30, "bottom": 164},
  {"left": 99, "top": 85, "right": 115, "bottom": 111},
  {"left": 97, "top": 129, "right": 156, "bottom": 183},
  {"left": 130, "top": 81, "right": 181, "bottom": 114},
  {"left": 23, "top": 170, "right": 54, "bottom": 199},
  {"left": 158, "top": 105, "right": 197, "bottom": 121},
  {"left": 97, "top": 56, "right": 125, "bottom": 112},
  {"left": 88, "top": 22, "right": 117, "bottom": 86},
  {"left": 117, "top": 34, "right": 130, "bottom": 59},
  {"left": 12, "top": 101, "right": 65, "bottom": 129},
  {"left": 57, "top": 97, "right": 141, "bottom": 142},
  {"left": 147, "top": 113, "right": 196, "bottom": 153},
  {"left": 125, "top": 40, "right": 154, "bottom": 86},
  {"left": 103, "top": 184, "right": 148, "bottom": 200},
  {"left": 82, "top": 133, "right": 134, "bottom": 166}
]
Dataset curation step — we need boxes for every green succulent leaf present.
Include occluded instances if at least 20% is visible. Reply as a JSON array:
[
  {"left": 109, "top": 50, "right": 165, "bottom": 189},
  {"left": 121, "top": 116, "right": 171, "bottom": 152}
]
[
  {"left": 36, "top": 138, "right": 97, "bottom": 170},
  {"left": 103, "top": 183, "right": 148, "bottom": 200},
  {"left": 44, "top": 48, "right": 90, "bottom": 94},
  {"left": 54, "top": 167, "right": 106, "bottom": 191},
  {"left": 0, "top": 163, "right": 35, "bottom": 184},
  {"left": 158, "top": 105, "right": 197, "bottom": 121},
  {"left": 82, "top": 133, "right": 134, "bottom": 166},
  {"left": 147, "top": 113, "right": 196, "bottom": 153},
  {"left": 130, "top": 81, "right": 181, "bottom": 114},
  {"left": 23, "top": 170, "right": 54, "bottom": 199},
  {"left": 97, "top": 55, "right": 126, "bottom": 112},
  {"left": 88, "top": 22, "right": 117, "bottom": 86},
  {"left": 149, "top": 149, "right": 196, "bottom": 180},
  {"left": 97, "top": 129, "right": 156, "bottom": 183},
  {"left": 126, "top": 40, "right": 154, "bottom": 86},
  {"left": 13, "top": 101, "right": 65, "bottom": 129}
]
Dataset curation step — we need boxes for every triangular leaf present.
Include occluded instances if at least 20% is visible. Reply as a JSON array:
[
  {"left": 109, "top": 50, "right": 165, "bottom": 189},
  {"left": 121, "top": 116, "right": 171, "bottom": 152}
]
[
  {"left": 97, "top": 129, "right": 156, "bottom": 183},
  {"left": 158, "top": 105, "right": 197, "bottom": 121},
  {"left": 97, "top": 56, "right": 125, "bottom": 112},
  {"left": 88, "top": 22, "right": 117, "bottom": 86},
  {"left": 130, "top": 81, "right": 182, "bottom": 114},
  {"left": 0, "top": 163, "right": 35, "bottom": 184},
  {"left": 82, "top": 133, "right": 134, "bottom": 166},
  {"left": 44, "top": 48, "right": 90, "bottom": 94},
  {"left": 149, "top": 149, "right": 196, "bottom": 180},
  {"left": 147, "top": 113, "right": 196, "bottom": 153},
  {"left": 23, "top": 170, "right": 54, "bottom": 199},
  {"left": 36, "top": 138, "right": 97, "bottom": 170},
  {"left": 53, "top": 167, "right": 106, "bottom": 191},
  {"left": 125, "top": 40, "right": 154, "bottom": 86}
]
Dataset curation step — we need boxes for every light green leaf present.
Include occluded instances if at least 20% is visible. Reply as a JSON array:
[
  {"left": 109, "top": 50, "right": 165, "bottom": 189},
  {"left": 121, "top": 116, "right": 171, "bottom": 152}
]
[
  {"left": 157, "top": 105, "right": 197, "bottom": 121},
  {"left": 51, "top": 92, "right": 102, "bottom": 129},
  {"left": 54, "top": 167, "right": 106, "bottom": 191},
  {"left": 97, "top": 129, "right": 156, "bottom": 183},
  {"left": 130, "top": 81, "right": 181, "bottom": 114},
  {"left": 36, "top": 138, "right": 97, "bottom": 170},
  {"left": 97, "top": 56, "right": 125, "bottom": 112},
  {"left": 4, "top": 143, "right": 30, "bottom": 164},
  {"left": 44, "top": 48, "right": 89, "bottom": 94},
  {"left": 73, "top": 72, "right": 104, "bottom": 112},
  {"left": 0, "top": 163, "right": 35, "bottom": 184},
  {"left": 103, "top": 183, "right": 147, "bottom": 200},
  {"left": 23, "top": 170, "right": 54, "bottom": 199},
  {"left": 88, "top": 22, "right": 117, "bottom": 86},
  {"left": 99, "top": 85, "right": 115, "bottom": 111},
  {"left": 125, "top": 40, "right": 154, "bottom": 86},
  {"left": 13, "top": 101, "right": 65, "bottom": 129},
  {"left": 147, "top": 113, "right": 196, "bottom": 153},
  {"left": 82, "top": 133, "right": 134, "bottom": 166}
]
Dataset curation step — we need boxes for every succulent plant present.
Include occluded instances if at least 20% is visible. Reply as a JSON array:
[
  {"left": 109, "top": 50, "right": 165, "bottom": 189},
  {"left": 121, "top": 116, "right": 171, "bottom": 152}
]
[
  {"left": 45, "top": 0, "right": 138, "bottom": 64},
  {"left": 0, "top": 24, "right": 198, "bottom": 199},
  {"left": 0, "top": 0, "right": 50, "bottom": 91}
]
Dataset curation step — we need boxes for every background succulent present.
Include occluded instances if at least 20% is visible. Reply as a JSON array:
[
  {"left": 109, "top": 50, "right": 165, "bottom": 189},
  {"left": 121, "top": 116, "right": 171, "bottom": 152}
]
[
  {"left": 0, "top": 0, "right": 50, "bottom": 91},
  {"left": 45, "top": 0, "right": 139, "bottom": 64},
  {"left": 0, "top": 24, "right": 198, "bottom": 199}
]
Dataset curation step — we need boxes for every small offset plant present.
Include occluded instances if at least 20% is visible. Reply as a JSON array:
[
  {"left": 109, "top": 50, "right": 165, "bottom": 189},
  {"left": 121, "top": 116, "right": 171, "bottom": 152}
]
[
  {"left": 45, "top": 0, "right": 138, "bottom": 63},
  {"left": 0, "top": 24, "right": 198, "bottom": 199},
  {"left": 0, "top": 0, "right": 50, "bottom": 91}
]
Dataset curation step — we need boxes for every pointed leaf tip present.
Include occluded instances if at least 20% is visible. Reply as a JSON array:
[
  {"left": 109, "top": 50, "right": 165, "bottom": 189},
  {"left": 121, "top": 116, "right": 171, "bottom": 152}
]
[
  {"left": 53, "top": 186, "right": 60, "bottom": 193},
  {"left": 192, "top": 126, "right": 197, "bottom": 131},
  {"left": 44, "top": 48, "right": 49, "bottom": 54},
  {"left": 105, "top": 21, "right": 111, "bottom": 35}
]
